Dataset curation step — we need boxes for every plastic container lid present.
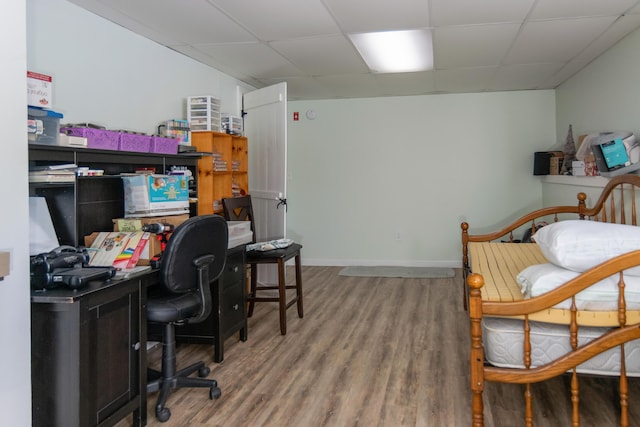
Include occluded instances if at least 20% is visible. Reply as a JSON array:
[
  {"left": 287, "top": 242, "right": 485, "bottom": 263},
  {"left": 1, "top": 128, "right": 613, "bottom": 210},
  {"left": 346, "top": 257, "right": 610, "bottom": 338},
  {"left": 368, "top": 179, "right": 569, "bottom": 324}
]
[{"left": 28, "top": 106, "right": 63, "bottom": 119}]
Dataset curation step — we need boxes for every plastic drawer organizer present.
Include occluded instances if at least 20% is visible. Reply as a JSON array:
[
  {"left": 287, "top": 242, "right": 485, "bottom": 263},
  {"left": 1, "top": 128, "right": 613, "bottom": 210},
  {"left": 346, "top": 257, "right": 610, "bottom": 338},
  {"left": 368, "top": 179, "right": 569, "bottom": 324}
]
[{"left": 188, "top": 96, "right": 221, "bottom": 132}]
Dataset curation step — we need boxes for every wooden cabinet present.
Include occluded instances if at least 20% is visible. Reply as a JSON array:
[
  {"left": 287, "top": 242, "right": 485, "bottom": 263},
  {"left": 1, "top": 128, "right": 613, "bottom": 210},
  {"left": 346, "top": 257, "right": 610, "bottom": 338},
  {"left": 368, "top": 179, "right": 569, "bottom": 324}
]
[
  {"left": 169, "top": 245, "right": 248, "bottom": 362},
  {"left": 31, "top": 274, "right": 149, "bottom": 427},
  {"left": 192, "top": 132, "right": 248, "bottom": 215},
  {"left": 28, "top": 145, "right": 199, "bottom": 246}
]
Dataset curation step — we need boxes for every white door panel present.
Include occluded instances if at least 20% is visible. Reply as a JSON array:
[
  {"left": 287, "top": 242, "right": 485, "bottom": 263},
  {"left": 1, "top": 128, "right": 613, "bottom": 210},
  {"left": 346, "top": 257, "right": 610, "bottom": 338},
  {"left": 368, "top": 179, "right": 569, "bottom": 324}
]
[{"left": 244, "top": 82, "right": 287, "bottom": 285}]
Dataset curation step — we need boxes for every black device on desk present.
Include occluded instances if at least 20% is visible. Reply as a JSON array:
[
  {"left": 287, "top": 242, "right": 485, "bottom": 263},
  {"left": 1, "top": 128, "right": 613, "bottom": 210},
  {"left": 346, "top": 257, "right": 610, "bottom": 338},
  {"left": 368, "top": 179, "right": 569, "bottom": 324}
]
[{"left": 30, "top": 245, "right": 116, "bottom": 290}]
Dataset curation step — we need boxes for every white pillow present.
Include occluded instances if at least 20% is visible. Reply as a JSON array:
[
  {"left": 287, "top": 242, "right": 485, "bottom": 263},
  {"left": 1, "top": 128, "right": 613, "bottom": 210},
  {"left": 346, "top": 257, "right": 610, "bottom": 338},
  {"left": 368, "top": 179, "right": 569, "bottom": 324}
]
[
  {"left": 517, "top": 263, "right": 640, "bottom": 310},
  {"left": 534, "top": 220, "right": 640, "bottom": 276}
]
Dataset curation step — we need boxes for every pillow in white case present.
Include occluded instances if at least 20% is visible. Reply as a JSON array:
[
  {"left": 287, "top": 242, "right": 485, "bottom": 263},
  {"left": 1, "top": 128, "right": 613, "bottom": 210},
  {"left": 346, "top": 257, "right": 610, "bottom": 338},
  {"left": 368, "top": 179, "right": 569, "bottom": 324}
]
[
  {"left": 534, "top": 220, "right": 640, "bottom": 276},
  {"left": 517, "top": 263, "right": 640, "bottom": 310}
]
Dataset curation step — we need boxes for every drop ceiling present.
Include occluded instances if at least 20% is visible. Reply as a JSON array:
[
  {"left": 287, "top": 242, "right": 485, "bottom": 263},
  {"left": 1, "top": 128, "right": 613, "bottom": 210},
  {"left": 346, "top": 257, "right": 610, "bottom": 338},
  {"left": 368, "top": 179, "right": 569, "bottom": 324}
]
[{"left": 68, "top": 0, "right": 640, "bottom": 100}]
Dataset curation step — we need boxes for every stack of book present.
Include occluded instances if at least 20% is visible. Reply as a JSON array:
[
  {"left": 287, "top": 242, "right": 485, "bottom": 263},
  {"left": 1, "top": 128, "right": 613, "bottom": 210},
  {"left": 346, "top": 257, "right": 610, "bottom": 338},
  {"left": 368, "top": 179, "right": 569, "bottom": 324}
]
[
  {"left": 29, "top": 163, "right": 77, "bottom": 183},
  {"left": 87, "top": 230, "right": 150, "bottom": 270},
  {"left": 212, "top": 152, "right": 228, "bottom": 171}
]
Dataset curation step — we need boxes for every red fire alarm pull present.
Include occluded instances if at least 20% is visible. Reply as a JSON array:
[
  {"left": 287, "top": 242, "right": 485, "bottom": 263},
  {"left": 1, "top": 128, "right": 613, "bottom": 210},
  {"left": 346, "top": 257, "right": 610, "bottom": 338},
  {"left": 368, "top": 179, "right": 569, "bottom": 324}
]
[{"left": 293, "top": 112, "right": 299, "bottom": 121}]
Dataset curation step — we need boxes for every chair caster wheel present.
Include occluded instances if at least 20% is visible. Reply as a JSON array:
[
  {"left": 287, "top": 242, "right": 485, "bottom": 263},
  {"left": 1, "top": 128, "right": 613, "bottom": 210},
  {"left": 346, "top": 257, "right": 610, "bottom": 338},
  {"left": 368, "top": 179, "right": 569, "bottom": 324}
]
[
  {"left": 156, "top": 406, "right": 171, "bottom": 422},
  {"left": 198, "top": 366, "right": 210, "bottom": 377},
  {"left": 210, "top": 386, "right": 221, "bottom": 400}
]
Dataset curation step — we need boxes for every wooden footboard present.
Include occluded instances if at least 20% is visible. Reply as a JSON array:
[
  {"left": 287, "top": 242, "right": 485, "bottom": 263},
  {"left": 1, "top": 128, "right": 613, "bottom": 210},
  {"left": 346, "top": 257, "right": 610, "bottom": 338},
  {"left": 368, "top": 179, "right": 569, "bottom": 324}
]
[{"left": 468, "top": 249, "right": 640, "bottom": 426}]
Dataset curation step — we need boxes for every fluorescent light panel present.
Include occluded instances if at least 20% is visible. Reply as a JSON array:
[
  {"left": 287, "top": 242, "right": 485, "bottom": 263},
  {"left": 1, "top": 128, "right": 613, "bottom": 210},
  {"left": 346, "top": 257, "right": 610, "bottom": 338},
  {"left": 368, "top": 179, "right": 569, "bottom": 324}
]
[{"left": 349, "top": 29, "right": 433, "bottom": 73}]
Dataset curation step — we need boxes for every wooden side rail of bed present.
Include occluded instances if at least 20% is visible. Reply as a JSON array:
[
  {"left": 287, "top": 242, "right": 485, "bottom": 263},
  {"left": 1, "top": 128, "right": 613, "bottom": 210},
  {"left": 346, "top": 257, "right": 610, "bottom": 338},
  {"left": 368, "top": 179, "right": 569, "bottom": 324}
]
[{"left": 460, "top": 174, "right": 640, "bottom": 426}]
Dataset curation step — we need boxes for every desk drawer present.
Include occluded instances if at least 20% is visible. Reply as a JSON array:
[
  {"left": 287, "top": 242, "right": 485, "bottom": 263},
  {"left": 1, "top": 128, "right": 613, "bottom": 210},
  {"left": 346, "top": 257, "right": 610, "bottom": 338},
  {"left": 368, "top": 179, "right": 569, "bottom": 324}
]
[
  {"left": 222, "top": 248, "right": 245, "bottom": 289},
  {"left": 221, "top": 282, "right": 245, "bottom": 335}
]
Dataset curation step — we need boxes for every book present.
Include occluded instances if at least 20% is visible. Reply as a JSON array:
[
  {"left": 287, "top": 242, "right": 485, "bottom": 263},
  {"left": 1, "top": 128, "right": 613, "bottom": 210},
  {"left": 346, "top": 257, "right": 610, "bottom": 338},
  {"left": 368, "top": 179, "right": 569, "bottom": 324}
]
[
  {"left": 28, "top": 174, "right": 76, "bottom": 183},
  {"left": 87, "top": 231, "right": 132, "bottom": 267},
  {"left": 89, "top": 231, "right": 150, "bottom": 270},
  {"left": 30, "top": 163, "right": 78, "bottom": 171}
]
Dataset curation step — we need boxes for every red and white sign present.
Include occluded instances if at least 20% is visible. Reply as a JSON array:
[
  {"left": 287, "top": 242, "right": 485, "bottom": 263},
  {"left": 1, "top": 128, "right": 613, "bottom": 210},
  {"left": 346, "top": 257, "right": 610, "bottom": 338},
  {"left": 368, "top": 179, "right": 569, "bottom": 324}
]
[{"left": 27, "top": 71, "right": 53, "bottom": 108}]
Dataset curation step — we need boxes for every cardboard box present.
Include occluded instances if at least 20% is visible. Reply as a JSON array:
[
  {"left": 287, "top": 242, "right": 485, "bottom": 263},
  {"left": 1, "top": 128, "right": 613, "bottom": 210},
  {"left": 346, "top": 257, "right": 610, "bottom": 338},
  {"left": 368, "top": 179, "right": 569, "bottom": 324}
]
[
  {"left": 112, "top": 214, "right": 190, "bottom": 232},
  {"left": 121, "top": 174, "right": 189, "bottom": 217},
  {"left": 111, "top": 214, "right": 190, "bottom": 260},
  {"left": 27, "top": 71, "right": 53, "bottom": 108}
]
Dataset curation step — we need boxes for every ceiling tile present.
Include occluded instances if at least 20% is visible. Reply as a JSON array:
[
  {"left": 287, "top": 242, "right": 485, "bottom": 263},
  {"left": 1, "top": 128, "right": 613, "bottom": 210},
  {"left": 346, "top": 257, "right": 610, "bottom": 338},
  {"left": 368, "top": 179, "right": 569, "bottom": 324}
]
[
  {"left": 373, "top": 72, "right": 435, "bottom": 96},
  {"left": 270, "top": 35, "right": 369, "bottom": 75},
  {"left": 430, "top": 0, "right": 535, "bottom": 26},
  {"left": 434, "top": 24, "right": 520, "bottom": 68},
  {"left": 504, "top": 16, "right": 617, "bottom": 64},
  {"left": 314, "top": 74, "right": 381, "bottom": 98},
  {"left": 572, "top": 13, "right": 640, "bottom": 64},
  {"left": 538, "top": 61, "right": 589, "bottom": 88},
  {"left": 259, "top": 76, "right": 330, "bottom": 100},
  {"left": 323, "top": 0, "right": 428, "bottom": 33},
  {"left": 84, "top": 0, "right": 256, "bottom": 44},
  {"left": 490, "top": 63, "right": 562, "bottom": 91},
  {"left": 529, "top": 0, "right": 638, "bottom": 20},
  {"left": 195, "top": 42, "right": 305, "bottom": 79},
  {"left": 434, "top": 67, "right": 498, "bottom": 93},
  {"left": 209, "top": 0, "right": 339, "bottom": 41}
]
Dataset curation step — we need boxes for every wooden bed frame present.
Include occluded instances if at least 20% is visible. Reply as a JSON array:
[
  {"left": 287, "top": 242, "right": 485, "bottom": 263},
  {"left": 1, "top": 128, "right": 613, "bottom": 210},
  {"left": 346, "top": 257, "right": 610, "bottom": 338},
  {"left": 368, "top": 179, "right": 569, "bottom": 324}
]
[{"left": 460, "top": 174, "right": 640, "bottom": 426}]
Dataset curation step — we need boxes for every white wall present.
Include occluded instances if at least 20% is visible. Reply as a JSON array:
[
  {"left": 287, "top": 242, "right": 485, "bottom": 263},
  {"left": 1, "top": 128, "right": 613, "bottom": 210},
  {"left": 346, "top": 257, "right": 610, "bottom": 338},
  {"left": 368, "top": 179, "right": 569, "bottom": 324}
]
[
  {"left": 28, "top": 0, "right": 254, "bottom": 134},
  {"left": 1, "top": 0, "right": 32, "bottom": 425},
  {"left": 288, "top": 91, "right": 557, "bottom": 266}
]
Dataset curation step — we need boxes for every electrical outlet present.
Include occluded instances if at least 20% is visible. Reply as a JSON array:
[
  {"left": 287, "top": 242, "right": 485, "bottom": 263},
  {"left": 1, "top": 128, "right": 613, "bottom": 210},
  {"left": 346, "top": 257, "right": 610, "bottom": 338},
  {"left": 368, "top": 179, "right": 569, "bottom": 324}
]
[{"left": 395, "top": 231, "right": 402, "bottom": 241}]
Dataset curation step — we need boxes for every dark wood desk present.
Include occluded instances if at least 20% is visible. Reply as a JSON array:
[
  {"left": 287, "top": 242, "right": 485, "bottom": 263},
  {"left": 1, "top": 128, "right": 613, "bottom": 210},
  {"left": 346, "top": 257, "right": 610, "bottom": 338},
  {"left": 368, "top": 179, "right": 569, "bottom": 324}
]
[
  {"left": 31, "top": 270, "right": 155, "bottom": 427},
  {"left": 148, "top": 245, "right": 248, "bottom": 363}
]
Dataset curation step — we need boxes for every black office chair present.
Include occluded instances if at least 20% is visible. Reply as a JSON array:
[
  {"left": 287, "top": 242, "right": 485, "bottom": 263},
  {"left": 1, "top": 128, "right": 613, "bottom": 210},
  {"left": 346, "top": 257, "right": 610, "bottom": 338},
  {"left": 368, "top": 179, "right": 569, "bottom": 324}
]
[
  {"left": 146, "top": 214, "right": 228, "bottom": 422},
  {"left": 222, "top": 195, "right": 303, "bottom": 335}
]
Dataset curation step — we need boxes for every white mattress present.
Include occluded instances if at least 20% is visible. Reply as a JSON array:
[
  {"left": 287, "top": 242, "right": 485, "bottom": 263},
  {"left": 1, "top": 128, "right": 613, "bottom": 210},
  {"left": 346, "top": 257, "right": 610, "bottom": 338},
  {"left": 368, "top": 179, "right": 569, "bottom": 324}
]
[{"left": 482, "top": 317, "right": 640, "bottom": 377}]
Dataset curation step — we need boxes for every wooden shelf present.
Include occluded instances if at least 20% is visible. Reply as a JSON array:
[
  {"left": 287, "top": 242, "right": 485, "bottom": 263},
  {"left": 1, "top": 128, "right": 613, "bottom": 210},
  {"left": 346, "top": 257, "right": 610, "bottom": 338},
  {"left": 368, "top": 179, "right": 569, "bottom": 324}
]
[{"left": 192, "top": 132, "right": 248, "bottom": 214}]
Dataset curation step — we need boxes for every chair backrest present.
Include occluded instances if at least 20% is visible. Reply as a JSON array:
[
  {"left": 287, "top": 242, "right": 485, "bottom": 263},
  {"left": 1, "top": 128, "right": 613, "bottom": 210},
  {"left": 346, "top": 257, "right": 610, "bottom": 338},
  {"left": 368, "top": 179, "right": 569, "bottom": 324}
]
[
  {"left": 222, "top": 195, "right": 257, "bottom": 243},
  {"left": 161, "top": 214, "right": 228, "bottom": 294}
]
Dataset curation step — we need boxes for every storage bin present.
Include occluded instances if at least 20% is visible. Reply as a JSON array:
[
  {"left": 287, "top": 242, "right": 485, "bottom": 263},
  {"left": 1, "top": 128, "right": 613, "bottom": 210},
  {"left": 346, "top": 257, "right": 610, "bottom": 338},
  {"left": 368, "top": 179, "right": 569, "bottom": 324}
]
[
  {"left": 118, "top": 132, "right": 151, "bottom": 153},
  {"left": 227, "top": 220, "right": 253, "bottom": 249},
  {"left": 61, "top": 127, "right": 120, "bottom": 151},
  {"left": 222, "top": 114, "right": 242, "bottom": 135},
  {"left": 28, "top": 107, "right": 63, "bottom": 145},
  {"left": 188, "top": 95, "right": 221, "bottom": 132},
  {"left": 150, "top": 136, "right": 179, "bottom": 154}
]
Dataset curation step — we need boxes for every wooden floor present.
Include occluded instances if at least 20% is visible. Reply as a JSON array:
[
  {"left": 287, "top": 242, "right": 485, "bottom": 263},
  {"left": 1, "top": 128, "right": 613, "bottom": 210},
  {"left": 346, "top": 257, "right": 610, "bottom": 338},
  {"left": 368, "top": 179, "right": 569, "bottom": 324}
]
[{"left": 117, "top": 266, "right": 640, "bottom": 426}]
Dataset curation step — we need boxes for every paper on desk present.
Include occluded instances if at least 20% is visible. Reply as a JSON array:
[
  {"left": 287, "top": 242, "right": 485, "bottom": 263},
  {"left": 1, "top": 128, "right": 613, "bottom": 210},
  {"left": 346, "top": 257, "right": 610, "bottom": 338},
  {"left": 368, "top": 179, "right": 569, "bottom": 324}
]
[
  {"left": 29, "top": 197, "right": 59, "bottom": 255},
  {"left": 246, "top": 238, "right": 294, "bottom": 252}
]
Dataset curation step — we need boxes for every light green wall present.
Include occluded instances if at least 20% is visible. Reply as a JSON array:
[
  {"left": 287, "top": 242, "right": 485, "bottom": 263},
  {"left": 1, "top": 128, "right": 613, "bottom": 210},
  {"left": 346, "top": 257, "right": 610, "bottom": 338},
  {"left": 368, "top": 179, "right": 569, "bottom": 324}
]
[
  {"left": 556, "top": 28, "right": 640, "bottom": 141},
  {"left": 288, "top": 91, "right": 556, "bottom": 266},
  {"left": 551, "top": 28, "right": 640, "bottom": 207}
]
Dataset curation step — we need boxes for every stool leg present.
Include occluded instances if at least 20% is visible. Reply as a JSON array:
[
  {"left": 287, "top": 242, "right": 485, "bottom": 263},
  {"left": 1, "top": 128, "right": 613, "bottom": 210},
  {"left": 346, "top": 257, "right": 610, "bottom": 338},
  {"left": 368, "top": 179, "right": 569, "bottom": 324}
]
[
  {"left": 278, "top": 258, "right": 287, "bottom": 335},
  {"left": 248, "top": 263, "right": 257, "bottom": 317},
  {"left": 295, "top": 254, "right": 303, "bottom": 318}
]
